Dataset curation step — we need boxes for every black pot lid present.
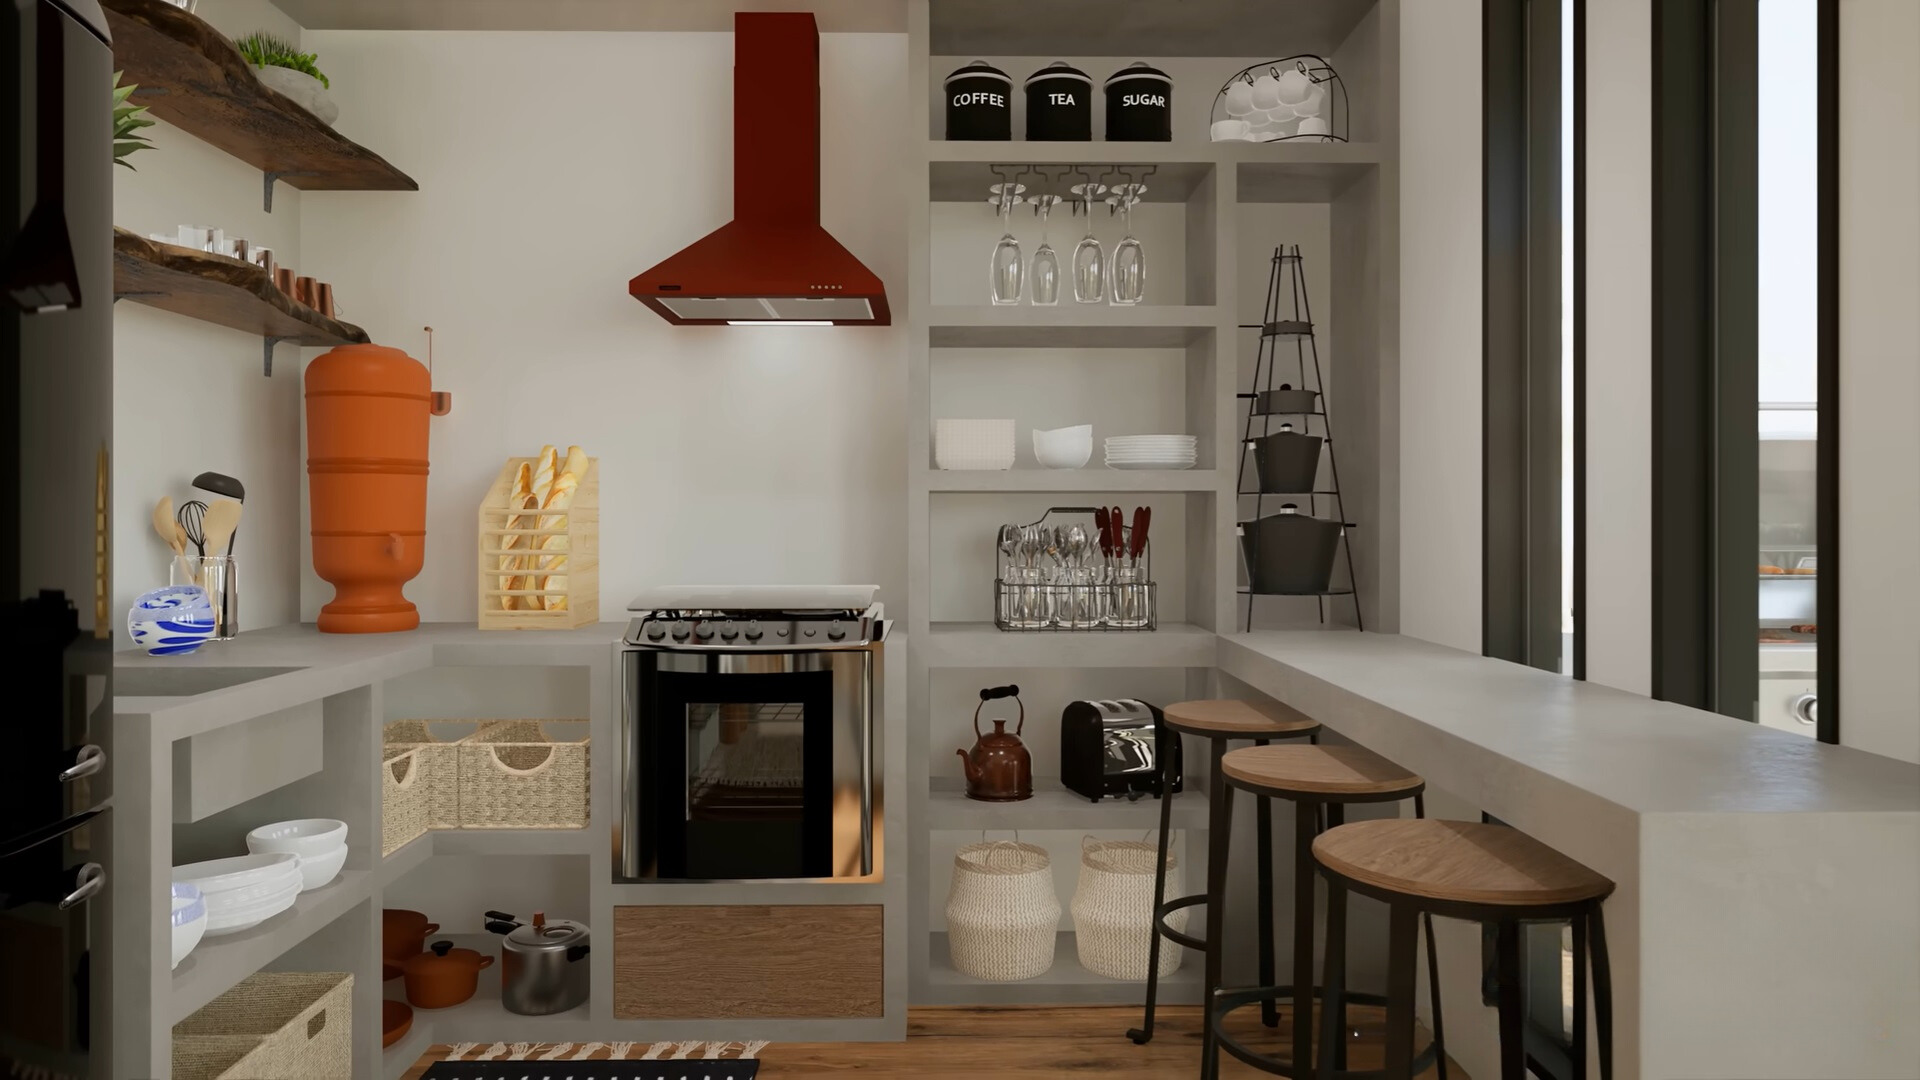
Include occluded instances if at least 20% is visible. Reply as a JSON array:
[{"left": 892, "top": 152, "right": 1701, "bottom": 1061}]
[
  {"left": 1025, "top": 61, "right": 1092, "bottom": 87},
  {"left": 946, "top": 60, "right": 1012, "bottom": 86},
  {"left": 1105, "top": 61, "right": 1172, "bottom": 87}
]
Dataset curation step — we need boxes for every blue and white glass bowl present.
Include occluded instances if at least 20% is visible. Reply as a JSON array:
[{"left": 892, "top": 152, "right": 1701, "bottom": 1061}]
[{"left": 128, "top": 585, "right": 217, "bottom": 655}]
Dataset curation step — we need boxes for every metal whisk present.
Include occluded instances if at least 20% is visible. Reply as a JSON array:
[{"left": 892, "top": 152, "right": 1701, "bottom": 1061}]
[{"left": 176, "top": 499, "right": 209, "bottom": 557}]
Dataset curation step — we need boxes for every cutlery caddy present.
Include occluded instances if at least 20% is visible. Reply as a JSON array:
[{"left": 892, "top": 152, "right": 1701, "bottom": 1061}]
[
  {"left": 993, "top": 506, "right": 1157, "bottom": 632},
  {"left": 477, "top": 455, "right": 600, "bottom": 629}
]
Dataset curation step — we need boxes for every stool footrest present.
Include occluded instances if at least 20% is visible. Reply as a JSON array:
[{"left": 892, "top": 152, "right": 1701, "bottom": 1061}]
[
  {"left": 1153, "top": 893, "right": 1209, "bottom": 952},
  {"left": 1211, "top": 986, "right": 1441, "bottom": 1080}
]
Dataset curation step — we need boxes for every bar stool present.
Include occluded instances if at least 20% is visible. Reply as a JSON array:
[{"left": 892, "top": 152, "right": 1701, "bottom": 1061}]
[
  {"left": 1314, "top": 819, "right": 1615, "bottom": 1080},
  {"left": 1127, "top": 699, "right": 1321, "bottom": 1048},
  {"left": 1205, "top": 743, "right": 1448, "bottom": 1080}
]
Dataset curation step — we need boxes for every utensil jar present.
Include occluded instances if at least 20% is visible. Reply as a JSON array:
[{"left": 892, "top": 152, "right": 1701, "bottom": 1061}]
[{"left": 170, "top": 556, "right": 237, "bottom": 640}]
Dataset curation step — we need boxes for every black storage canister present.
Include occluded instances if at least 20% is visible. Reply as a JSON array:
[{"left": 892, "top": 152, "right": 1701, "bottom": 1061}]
[
  {"left": 1104, "top": 61, "right": 1173, "bottom": 141},
  {"left": 1249, "top": 423, "right": 1323, "bottom": 493},
  {"left": 1241, "top": 505, "right": 1344, "bottom": 595},
  {"left": 1024, "top": 62, "right": 1092, "bottom": 141},
  {"left": 945, "top": 61, "right": 1012, "bottom": 140}
]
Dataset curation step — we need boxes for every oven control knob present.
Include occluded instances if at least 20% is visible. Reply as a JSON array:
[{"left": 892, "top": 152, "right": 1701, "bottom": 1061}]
[
  {"left": 744, "top": 621, "right": 764, "bottom": 642},
  {"left": 670, "top": 620, "right": 691, "bottom": 642},
  {"left": 827, "top": 620, "right": 847, "bottom": 641},
  {"left": 693, "top": 620, "right": 714, "bottom": 640},
  {"left": 719, "top": 620, "right": 739, "bottom": 641},
  {"left": 645, "top": 623, "right": 667, "bottom": 642}
]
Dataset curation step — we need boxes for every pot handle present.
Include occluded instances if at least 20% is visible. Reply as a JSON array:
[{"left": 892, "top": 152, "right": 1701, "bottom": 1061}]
[
  {"left": 484, "top": 919, "right": 519, "bottom": 935},
  {"left": 423, "top": 923, "right": 441, "bottom": 937},
  {"left": 476, "top": 955, "right": 495, "bottom": 970},
  {"left": 974, "top": 685, "right": 1024, "bottom": 737},
  {"left": 567, "top": 944, "right": 591, "bottom": 963}
]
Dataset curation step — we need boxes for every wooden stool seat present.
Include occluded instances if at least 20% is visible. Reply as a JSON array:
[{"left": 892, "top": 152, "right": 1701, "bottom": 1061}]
[
  {"left": 1163, "top": 698, "right": 1320, "bottom": 739},
  {"left": 1314, "top": 819, "right": 1615, "bottom": 907},
  {"left": 1222, "top": 743, "right": 1424, "bottom": 800}
]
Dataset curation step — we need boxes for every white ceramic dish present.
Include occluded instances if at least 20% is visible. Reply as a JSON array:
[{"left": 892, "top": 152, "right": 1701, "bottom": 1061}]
[
  {"left": 171, "top": 883, "right": 208, "bottom": 970},
  {"left": 203, "top": 880, "right": 300, "bottom": 937},
  {"left": 1107, "top": 459, "right": 1197, "bottom": 471},
  {"left": 293, "top": 843, "right": 347, "bottom": 891},
  {"left": 1032, "top": 425, "right": 1094, "bottom": 469},
  {"left": 200, "top": 864, "right": 302, "bottom": 908},
  {"left": 174, "top": 852, "right": 300, "bottom": 894},
  {"left": 246, "top": 818, "right": 348, "bottom": 858}
]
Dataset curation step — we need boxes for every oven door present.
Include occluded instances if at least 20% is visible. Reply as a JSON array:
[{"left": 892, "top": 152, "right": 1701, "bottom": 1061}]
[
  {"left": 637, "top": 654, "right": 841, "bottom": 881},
  {"left": 0, "top": 808, "right": 106, "bottom": 1080}
]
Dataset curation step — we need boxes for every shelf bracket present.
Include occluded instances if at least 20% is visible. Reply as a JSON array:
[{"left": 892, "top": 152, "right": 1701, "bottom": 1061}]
[
  {"left": 262, "top": 336, "right": 294, "bottom": 377},
  {"left": 261, "top": 171, "right": 318, "bottom": 212}
]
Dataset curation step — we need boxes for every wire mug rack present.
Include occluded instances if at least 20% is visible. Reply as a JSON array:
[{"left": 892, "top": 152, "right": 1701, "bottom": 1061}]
[
  {"left": 993, "top": 506, "right": 1157, "bottom": 633},
  {"left": 1208, "top": 54, "right": 1348, "bottom": 144}
]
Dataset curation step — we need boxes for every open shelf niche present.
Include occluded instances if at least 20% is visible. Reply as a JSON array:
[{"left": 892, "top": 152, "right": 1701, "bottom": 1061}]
[{"left": 902, "top": 0, "right": 1399, "bottom": 1007}]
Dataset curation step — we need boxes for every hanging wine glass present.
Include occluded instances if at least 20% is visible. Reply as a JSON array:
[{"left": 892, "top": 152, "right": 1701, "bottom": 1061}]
[
  {"left": 1109, "top": 183, "right": 1147, "bottom": 305},
  {"left": 1069, "top": 181, "right": 1107, "bottom": 304},
  {"left": 988, "top": 182, "right": 1026, "bottom": 305},
  {"left": 1029, "top": 194, "right": 1062, "bottom": 306}
]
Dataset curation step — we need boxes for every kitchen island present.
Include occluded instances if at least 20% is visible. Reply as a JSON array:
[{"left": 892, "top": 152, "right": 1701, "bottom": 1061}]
[{"left": 1219, "top": 631, "right": 1920, "bottom": 1080}]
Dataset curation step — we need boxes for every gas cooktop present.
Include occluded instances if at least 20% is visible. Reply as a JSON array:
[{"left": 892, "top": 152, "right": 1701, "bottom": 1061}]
[{"left": 623, "top": 587, "right": 885, "bottom": 649}]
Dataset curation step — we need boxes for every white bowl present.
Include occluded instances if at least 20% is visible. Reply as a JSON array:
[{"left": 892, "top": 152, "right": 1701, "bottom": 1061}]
[
  {"left": 293, "top": 844, "right": 347, "bottom": 892},
  {"left": 1032, "top": 425, "right": 1094, "bottom": 469},
  {"left": 246, "top": 819, "right": 348, "bottom": 858},
  {"left": 175, "top": 852, "right": 301, "bottom": 895},
  {"left": 171, "top": 884, "right": 208, "bottom": 970}
]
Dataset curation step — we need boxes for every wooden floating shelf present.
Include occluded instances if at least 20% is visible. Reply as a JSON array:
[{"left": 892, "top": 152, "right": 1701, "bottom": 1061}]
[
  {"left": 113, "top": 229, "right": 369, "bottom": 372},
  {"left": 102, "top": 0, "right": 417, "bottom": 208}
]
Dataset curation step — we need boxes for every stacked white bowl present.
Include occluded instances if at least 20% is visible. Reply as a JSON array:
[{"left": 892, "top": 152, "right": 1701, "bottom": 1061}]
[
  {"left": 248, "top": 818, "right": 349, "bottom": 892},
  {"left": 1105, "top": 435, "right": 1197, "bottom": 470},
  {"left": 174, "top": 852, "right": 302, "bottom": 937},
  {"left": 171, "top": 882, "right": 208, "bottom": 969},
  {"left": 1032, "top": 425, "right": 1094, "bottom": 469}
]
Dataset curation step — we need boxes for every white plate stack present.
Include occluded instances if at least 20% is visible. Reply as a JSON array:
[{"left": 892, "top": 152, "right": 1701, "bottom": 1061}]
[
  {"left": 174, "top": 852, "right": 302, "bottom": 937},
  {"left": 1104, "top": 435, "right": 1197, "bottom": 470}
]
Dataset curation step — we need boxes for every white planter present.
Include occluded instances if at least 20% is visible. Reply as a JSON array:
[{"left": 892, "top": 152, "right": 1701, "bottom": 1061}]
[{"left": 255, "top": 65, "right": 338, "bottom": 126}]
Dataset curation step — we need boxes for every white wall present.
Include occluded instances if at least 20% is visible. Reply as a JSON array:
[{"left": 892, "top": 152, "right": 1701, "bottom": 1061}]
[
  {"left": 297, "top": 30, "right": 908, "bottom": 623},
  {"left": 1839, "top": 0, "right": 1920, "bottom": 764},
  {"left": 110, "top": 0, "right": 310, "bottom": 631},
  {"left": 1397, "top": 0, "right": 1481, "bottom": 653}
]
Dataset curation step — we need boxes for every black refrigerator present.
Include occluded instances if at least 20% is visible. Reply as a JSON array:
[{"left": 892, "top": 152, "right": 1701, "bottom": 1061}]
[{"left": 2, "top": 1, "right": 115, "bottom": 1078}]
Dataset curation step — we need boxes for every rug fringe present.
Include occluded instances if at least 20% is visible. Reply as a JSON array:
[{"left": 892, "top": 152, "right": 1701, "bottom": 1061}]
[
  {"left": 443, "top": 1043, "right": 477, "bottom": 1062},
  {"left": 741, "top": 1039, "right": 770, "bottom": 1059},
  {"left": 570, "top": 1041, "right": 606, "bottom": 1060},
  {"left": 539, "top": 1042, "right": 574, "bottom": 1060}
]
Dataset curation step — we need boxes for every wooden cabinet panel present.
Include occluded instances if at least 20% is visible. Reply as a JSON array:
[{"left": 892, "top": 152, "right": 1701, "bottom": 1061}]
[{"left": 613, "top": 905, "right": 883, "bottom": 1019}]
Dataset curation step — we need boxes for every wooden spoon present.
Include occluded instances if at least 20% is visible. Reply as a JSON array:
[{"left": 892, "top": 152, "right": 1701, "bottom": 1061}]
[
  {"left": 201, "top": 500, "right": 243, "bottom": 560},
  {"left": 153, "top": 497, "right": 183, "bottom": 554}
]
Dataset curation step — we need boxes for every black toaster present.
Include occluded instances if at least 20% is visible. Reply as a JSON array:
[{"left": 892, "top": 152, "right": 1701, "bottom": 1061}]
[{"left": 1060, "top": 698, "right": 1182, "bottom": 802}]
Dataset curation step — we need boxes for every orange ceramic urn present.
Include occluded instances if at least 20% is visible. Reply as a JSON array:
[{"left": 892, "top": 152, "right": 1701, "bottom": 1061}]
[{"left": 306, "top": 344, "right": 430, "bottom": 633}]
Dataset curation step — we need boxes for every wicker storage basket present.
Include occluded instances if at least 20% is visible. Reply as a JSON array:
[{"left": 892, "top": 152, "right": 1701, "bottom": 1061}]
[
  {"left": 945, "top": 841, "right": 1060, "bottom": 981},
  {"left": 1071, "top": 837, "right": 1185, "bottom": 980},
  {"left": 172, "top": 971, "right": 352, "bottom": 1079},
  {"left": 380, "top": 748, "right": 428, "bottom": 856},
  {"left": 457, "top": 720, "right": 590, "bottom": 829},
  {"left": 384, "top": 720, "right": 464, "bottom": 830}
]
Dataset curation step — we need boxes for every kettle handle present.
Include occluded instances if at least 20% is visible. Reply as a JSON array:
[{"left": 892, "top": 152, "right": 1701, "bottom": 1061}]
[{"left": 973, "top": 685, "right": 1024, "bottom": 737}]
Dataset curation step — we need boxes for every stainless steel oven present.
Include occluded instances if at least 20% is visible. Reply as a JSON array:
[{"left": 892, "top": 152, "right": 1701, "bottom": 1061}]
[{"left": 617, "top": 600, "right": 886, "bottom": 883}]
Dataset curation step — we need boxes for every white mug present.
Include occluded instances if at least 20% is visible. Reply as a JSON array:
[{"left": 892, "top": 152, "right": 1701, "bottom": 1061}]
[
  {"left": 1290, "top": 84, "right": 1327, "bottom": 119},
  {"left": 1224, "top": 80, "right": 1256, "bottom": 117},
  {"left": 1276, "top": 65, "right": 1315, "bottom": 106},
  {"left": 1211, "top": 119, "right": 1252, "bottom": 142},
  {"left": 176, "top": 225, "right": 208, "bottom": 250},
  {"left": 1295, "top": 116, "right": 1331, "bottom": 140},
  {"left": 1250, "top": 73, "right": 1283, "bottom": 111}
]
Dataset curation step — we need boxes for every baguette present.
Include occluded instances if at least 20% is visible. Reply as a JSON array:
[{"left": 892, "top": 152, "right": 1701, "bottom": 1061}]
[
  {"left": 533, "top": 465, "right": 581, "bottom": 610},
  {"left": 531, "top": 444, "right": 558, "bottom": 505},
  {"left": 497, "top": 461, "right": 535, "bottom": 610}
]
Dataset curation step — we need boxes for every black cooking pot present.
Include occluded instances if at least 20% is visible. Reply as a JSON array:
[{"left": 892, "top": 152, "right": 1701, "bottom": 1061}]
[
  {"left": 1256, "top": 383, "right": 1320, "bottom": 415},
  {"left": 1104, "top": 62, "right": 1173, "bottom": 141},
  {"left": 1025, "top": 62, "right": 1092, "bottom": 140},
  {"left": 1249, "top": 424, "right": 1322, "bottom": 493},
  {"left": 945, "top": 61, "right": 1012, "bottom": 140},
  {"left": 1241, "top": 506, "right": 1343, "bottom": 595}
]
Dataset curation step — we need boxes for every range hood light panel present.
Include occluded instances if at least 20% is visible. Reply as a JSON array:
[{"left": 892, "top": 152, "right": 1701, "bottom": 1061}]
[{"left": 727, "top": 320, "right": 833, "bottom": 326}]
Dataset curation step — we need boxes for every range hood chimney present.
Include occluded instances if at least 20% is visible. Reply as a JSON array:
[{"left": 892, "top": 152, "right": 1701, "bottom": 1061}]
[{"left": 627, "top": 12, "right": 891, "bottom": 326}]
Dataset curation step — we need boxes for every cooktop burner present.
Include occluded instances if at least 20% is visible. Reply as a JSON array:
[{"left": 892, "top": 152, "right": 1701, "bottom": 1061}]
[{"left": 623, "top": 594, "right": 886, "bottom": 650}]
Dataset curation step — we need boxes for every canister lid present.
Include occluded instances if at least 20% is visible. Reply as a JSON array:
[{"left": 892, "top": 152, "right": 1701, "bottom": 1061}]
[
  {"left": 1025, "top": 61, "right": 1092, "bottom": 87},
  {"left": 1105, "top": 61, "right": 1172, "bottom": 88},
  {"left": 946, "top": 60, "right": 1012, "bottom": 86},
  {"left": 506, "top": 917, "right": 589, "bottom": 952}
]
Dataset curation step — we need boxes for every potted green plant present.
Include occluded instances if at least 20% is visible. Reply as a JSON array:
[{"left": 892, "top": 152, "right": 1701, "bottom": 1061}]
[
  {"left": 113, "top": 71, "right": 155, "bottom": 169},
  {"left": 234, "top": 32, "right": 337, "bottom": 125}
]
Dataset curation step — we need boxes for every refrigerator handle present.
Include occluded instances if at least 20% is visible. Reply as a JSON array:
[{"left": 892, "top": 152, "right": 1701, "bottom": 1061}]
[{"left": 2, "top": 6, "right": 83, "bottom": 313}]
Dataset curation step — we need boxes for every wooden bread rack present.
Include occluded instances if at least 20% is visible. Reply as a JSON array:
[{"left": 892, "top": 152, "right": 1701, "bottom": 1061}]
[{"left": 476, "top": 457, "right": 599, "bottom": 629}]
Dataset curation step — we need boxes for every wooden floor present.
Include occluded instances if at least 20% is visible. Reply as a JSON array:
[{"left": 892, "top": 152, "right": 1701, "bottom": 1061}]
[{"left": 402, "top": 1005, "right": 1459, "bottom": 1078}]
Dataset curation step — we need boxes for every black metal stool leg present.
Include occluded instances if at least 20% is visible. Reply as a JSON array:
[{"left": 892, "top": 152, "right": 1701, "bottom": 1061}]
[
  {"left": 1201, "top": 739, "right": 1232, "bottom": 1080},
  {"left": 1256, "top": 739, "right": 1278, "bottom": 1028},
  {"left": 1383, "top": 903, "right": 1421, "bottom": 1080},
  {"left": 1571, "top": 911, "right": 1589, "bottom": 1080},
  {"left": 1290, "top": 797, "right": 1318, "bottom": 1075},
  {"left": 1589, "top": 903, "right": 1614, "bottom": 1080},
  {"left": 1494, "top": 919, "right": 1525, "bottom": 1080},
  {"left": 1317, "top": 874, "right": 1347, "bottom": 1080},
  {"left": 1323, "top": 802, "right": 1348, "bottom": 1072},
  {"left": 1414, "top": 794, "right": 1447, "bottom": 1080},
  {"left": 1126, "top": 733, "right": 1181, "bottom": 1045}
]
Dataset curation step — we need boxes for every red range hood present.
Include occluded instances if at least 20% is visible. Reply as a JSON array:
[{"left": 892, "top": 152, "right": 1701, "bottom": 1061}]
[{"left": 628, "top": 12, "right": 890, "bottom": 326}]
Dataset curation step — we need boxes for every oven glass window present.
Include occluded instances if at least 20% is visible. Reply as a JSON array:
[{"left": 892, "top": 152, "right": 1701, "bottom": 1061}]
[{"left": 687, "top": 702, "right": 808, "bottom": 822}]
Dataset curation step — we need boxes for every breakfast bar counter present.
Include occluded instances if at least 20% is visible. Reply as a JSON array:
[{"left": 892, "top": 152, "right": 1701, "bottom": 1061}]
[{"left": 1217, "top": 631, "right": 1920, "bottom": 1080}]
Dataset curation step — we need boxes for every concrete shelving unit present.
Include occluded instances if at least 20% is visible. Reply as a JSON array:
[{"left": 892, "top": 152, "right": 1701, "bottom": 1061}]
[{"left": 903, "top": 0, "right": 1399, "bottom": 1006}]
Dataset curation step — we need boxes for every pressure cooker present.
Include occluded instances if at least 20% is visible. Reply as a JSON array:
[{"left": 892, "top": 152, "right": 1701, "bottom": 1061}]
[{"left": 484, "top": 910, "right": 590, "bottom": 1015}]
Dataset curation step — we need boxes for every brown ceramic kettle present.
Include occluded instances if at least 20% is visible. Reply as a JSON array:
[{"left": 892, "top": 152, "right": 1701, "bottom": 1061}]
[{"left": 957, "top": 685, "right": 1032, "bottom": 802}]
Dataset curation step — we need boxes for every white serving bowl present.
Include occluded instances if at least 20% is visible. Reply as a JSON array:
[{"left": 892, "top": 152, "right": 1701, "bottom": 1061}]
[
  {"left": 203, "top": 878, "right": 301, "bottom": 937},
  {"left": 1032, "top": 425, "right": 1094, "bottom": 469},
  {"left": 175, "top": 852, "right": 301, "bottom": 898},
  {"left": 171, "top": 883, "right": 208, "bottom": 970},
  {"left": 246, "top": 819, "right": 348, "bottom": 858},
  {"left": 293, "top": 843, "right": 347, "bottom": 892}
]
